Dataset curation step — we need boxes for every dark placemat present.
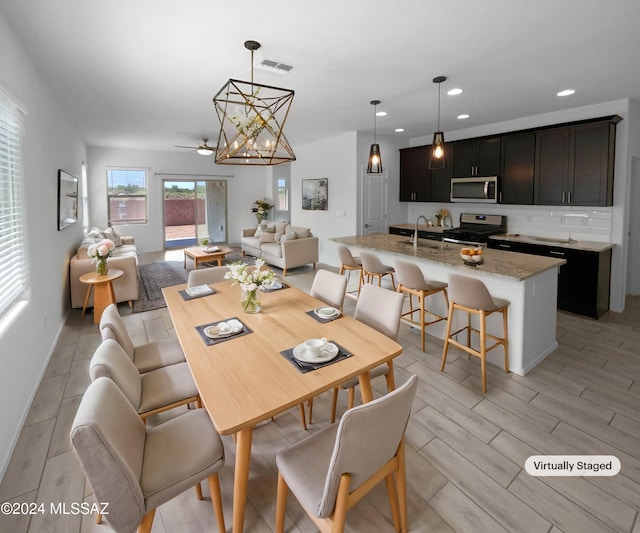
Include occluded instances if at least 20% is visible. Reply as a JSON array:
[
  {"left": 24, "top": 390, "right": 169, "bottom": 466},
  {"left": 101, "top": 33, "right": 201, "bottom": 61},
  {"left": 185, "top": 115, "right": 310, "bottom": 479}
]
[
  {"left": 260, "top": 282, "right": 290, "bottom": 293},
  {"left": 179, "top": 286, "right": 217, "bottom": 301},
  {"left": 305, "top": 309, "right": 342, "bottom": 323},
  {"left": 280, "top": 340, "right": 352, "bottom": 373},
  {"left": 195, "top": 317, "right": 253, "bottom": 346}
]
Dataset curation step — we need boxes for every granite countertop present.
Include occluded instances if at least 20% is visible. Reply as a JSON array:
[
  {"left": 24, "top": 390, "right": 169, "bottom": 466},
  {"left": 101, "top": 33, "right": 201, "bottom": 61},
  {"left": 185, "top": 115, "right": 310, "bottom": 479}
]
[
  {"left": 490, "top": 234, "right": 614, "bottom": 253},
  {"left": 389, "top": 223, "right": 447, "bottom": 233},
  {"left": 331, "top": 233, "right": 565, "bottom": 281}
]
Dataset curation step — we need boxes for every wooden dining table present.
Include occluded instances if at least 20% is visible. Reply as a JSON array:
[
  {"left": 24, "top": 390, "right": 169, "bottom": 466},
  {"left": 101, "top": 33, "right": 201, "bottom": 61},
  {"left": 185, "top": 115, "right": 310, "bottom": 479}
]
[{"left": 163, "top": 279, "right": 404, "bottom": 532}]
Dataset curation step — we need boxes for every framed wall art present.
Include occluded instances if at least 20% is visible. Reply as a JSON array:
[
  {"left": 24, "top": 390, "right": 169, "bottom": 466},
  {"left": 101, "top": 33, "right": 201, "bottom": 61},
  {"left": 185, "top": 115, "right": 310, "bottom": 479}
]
[
  {"left": 301, "top": 178, "right": 328, "bottom": 210},
  {"left": 57, "top": 169, "right": 79, "bottom": 230}
]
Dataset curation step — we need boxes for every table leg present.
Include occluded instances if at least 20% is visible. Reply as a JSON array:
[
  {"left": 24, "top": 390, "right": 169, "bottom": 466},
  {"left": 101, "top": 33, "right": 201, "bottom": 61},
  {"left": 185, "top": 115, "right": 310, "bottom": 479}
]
[
  {"left": 92, "top": 281, "right": 114, "bottom": 325},
  {"left": 216, "top": 257, "right": 223, "bottom": 266},
  {"left": 358, "top": 371, "right": 374, "bottom": 403},
  {"left": 81, "top": 286, "right": 92, "bottom": 318},
  {"left": 233, "top": 426, "right": 253, "bottom": 533},
  {"left": 184, "top": 251, "right": 187, "bottom": 269}
]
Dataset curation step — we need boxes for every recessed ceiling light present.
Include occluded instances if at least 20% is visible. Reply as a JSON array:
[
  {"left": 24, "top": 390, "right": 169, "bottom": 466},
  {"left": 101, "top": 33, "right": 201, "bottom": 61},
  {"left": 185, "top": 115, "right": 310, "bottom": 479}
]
[
  {"left": 376, "top": 111, "right": 387, "bottom": 117},
  {"left": 557, "top": 89, "right": 575, "bottom": 97},
  {"left": 457, "top": 114, "right": 470, "bottom": 119},
  {"left": 447, "top": 88, "right": 463, "bottom": 96},
  {"left": 394, "top": 128, "right": 405, "bottom": 133}
]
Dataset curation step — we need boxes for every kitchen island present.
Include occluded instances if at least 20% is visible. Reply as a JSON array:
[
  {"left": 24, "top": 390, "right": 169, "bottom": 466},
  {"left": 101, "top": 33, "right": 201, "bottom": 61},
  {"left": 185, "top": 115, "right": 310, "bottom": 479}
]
[{"left": 331, "top": 233, "right": 566, "bottom": 375}]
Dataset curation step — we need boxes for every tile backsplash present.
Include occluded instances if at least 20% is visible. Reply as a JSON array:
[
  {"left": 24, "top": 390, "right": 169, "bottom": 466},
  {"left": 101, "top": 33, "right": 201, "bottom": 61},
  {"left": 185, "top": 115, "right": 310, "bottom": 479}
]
[{"left": 406, "top": 203, "right": 613, "bottom": 243}]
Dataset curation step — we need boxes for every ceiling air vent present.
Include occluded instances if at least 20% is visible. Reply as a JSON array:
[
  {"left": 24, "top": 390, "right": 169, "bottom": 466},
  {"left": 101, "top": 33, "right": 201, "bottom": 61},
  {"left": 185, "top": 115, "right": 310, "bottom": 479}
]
[{"left": 256, "top": 59, "right": 294, "bottom": 76}]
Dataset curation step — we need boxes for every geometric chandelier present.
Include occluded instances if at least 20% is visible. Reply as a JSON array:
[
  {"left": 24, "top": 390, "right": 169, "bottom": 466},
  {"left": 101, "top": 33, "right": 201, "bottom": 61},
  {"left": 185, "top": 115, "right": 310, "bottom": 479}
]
[{"left": 213, "top": 40, "right": 296, "bottom": 165}]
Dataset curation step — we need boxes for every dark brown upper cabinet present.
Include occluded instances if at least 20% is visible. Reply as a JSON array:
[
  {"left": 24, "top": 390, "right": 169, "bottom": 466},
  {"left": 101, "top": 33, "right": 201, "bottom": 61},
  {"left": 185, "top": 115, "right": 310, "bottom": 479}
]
[
  {"left": 399, "top": 145, "right": 430, "bottom": 202},
  {"left": 500, "top": 132, "right": 536, "bottom": 205},
  {"left": 534, "top": 117, "right": 619, "bottom": 207},
  {"left": 454, "top": 137, "right": 501, "bottom": 177},
  {"left": 399, "top": 144, "right": 454, "bottom": 202}
]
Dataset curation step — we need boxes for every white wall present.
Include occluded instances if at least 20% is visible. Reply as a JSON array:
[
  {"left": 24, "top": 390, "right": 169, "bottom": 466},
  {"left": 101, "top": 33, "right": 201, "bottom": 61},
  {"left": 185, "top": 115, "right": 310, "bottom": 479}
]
[
  {"left": 87, "top": 147, "right": 270, "bottom": 251},
  {"left": 0, "top": 11, "right": 87, "bottom": 477},
  {"left": 407, "top": 100, "right": 636, "bottom": 312}
]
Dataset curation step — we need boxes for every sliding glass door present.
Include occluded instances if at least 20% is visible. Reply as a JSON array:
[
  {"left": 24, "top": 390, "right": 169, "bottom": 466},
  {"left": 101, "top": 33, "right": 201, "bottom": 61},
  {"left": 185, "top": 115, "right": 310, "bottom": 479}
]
[{"left": 163, "top": 179, "right": 227, "bottom": 248}]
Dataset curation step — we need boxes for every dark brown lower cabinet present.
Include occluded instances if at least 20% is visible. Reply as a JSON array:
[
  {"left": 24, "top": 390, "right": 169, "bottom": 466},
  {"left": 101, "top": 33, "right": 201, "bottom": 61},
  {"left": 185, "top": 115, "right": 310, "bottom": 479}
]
[
  {"left": 389, "top": 226, "right": 443, "bottom": 241},
  {"left": 488, "top": 239, "right": 611, "bottom": 319}
]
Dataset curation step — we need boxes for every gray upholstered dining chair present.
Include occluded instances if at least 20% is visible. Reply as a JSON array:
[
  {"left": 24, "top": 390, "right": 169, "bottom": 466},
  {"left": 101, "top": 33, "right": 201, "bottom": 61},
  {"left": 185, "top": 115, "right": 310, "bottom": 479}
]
[
  {"left": 187, "top": 265, "right": 230, "bottom": 288},
  {"left": 71, "top": 377, "right": 226, "bottom": 533},
  {"left": 394, "top": 259, "right": 449, "bottom": 352},
  {"left": 306, "top": 283, "right": 404, "bottom": 426},
  {"left": 299, "top": 269, "right": 349, "bottom": 429},
  {"left": 328, "top": 283, "right": 404, "bottom": 422},
  {"left": 90, "top": 339, "right": 200, "bottom": 422},
  {"left": 441, "top": 273, "right": 510, "bottom": 393},
  {"left": 359, "top": 251, "right": 396, "bottom": 290},
  {"left": 309, "top": 269, "right": 348, "bottom": 311},
  {"left": 99, "top": 303, "right": 185, "bottom": 373},
  {"left": 276, "top": 374, "right": 417, "bottom": 533}
]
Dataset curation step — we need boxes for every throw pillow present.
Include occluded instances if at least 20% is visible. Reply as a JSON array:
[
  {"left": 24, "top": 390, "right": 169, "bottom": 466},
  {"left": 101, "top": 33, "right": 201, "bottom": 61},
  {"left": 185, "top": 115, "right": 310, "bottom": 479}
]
[
  {"left": 254, "top": 227, "right": 262, "bottom": 238},
  {"left": 274, "top": 232, "right": 283, "bottom": 243},
  {"left": 87, "top": 227, "right": 106, "bottom": 239},
  {"left": 281, "top": 232, "right": 298, "bottom": 242},
  {"left": 103, "top": 226, "right": 122, "bottom": 247},
  {"left": 260, "top": 233, "right": 275, "bottom": 243}
]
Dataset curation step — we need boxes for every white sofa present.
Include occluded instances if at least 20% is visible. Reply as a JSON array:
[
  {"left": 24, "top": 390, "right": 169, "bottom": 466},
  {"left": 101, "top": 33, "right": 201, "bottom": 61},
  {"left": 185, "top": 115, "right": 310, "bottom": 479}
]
[
  {"left": 69, "top": 227, "right": 139, "bottom": 308},
  {"left": 240, "top": 222, "right": 318, "bottom": 276}
]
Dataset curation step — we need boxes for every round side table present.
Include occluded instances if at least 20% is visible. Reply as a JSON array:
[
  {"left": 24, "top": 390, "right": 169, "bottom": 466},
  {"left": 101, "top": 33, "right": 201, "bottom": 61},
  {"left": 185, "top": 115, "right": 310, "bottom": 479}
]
[{"left": 79, "top": 269, "right": 124, "bottom": 324}]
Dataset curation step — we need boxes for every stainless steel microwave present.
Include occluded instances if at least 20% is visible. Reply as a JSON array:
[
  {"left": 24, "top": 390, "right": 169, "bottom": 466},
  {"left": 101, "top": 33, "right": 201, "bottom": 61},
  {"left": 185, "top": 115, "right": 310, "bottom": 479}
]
[{"left": 450, "top": 176, "right": 499, "bottom": 203}]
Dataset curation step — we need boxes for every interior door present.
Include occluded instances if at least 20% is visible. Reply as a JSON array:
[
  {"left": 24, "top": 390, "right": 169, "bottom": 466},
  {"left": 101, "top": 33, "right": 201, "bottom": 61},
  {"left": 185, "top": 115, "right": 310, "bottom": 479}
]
[{"left": 361, "top": 169, "right": 388, "bottom": 234}]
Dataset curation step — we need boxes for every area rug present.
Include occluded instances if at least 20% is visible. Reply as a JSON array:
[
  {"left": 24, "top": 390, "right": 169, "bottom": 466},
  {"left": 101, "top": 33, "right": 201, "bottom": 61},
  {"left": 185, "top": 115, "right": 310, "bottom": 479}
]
[{"left": 133, "top": 261, "right": 188, "bottom": 313}]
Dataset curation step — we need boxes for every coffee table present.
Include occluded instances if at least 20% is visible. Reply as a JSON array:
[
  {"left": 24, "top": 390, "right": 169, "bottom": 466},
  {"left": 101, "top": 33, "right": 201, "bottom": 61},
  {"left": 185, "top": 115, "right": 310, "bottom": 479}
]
[
  {"left": 183, "top": 245, "right": 233, "bottom": 269},
  {"left": 79, "top": 269, "right": 124, "bottom": 324}
]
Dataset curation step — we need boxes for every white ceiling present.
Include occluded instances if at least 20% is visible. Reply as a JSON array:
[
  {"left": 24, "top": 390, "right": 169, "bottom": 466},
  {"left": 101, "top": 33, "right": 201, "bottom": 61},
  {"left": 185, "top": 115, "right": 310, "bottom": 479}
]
[{"left": 2, "top": 0, "right": 640, "bottom": 154}]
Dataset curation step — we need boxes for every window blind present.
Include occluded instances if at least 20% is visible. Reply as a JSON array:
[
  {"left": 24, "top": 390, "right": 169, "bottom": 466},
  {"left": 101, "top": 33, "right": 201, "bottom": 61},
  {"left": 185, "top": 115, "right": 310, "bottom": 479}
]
[{"left": 0, "top": 92, "right": 27, "bottom": 319}]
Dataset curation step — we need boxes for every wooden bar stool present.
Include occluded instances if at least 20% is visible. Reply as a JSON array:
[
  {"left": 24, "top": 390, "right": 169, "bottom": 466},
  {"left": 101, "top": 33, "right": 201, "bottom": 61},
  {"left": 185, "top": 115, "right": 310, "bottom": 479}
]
[
  {"left": 337, "top": 245, "right": 364, "bottom": 299},
  {"left": 394, "top": 260, "right": 449, "bottom": 352},
  {"left": 359, "top": 251, "right": 396, "bottom": 290},
  {"left": 441, "top": 274, "right": 509, "bottom": 393}
]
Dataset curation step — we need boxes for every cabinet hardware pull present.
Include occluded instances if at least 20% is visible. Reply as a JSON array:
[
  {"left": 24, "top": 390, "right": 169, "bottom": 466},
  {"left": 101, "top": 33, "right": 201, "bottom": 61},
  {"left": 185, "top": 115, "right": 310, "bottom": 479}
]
[
  {"left": 499, "top": 244, "right": 511, "bottom": 249},
  {"left": 550, "top": 251, "right": 565, "bottom": 256},
  {"left": 568, "top": 191, "right": 572, "bottom": 204},
  {"left": 562, "top": 192, "right": 566, "bottom": 203}
]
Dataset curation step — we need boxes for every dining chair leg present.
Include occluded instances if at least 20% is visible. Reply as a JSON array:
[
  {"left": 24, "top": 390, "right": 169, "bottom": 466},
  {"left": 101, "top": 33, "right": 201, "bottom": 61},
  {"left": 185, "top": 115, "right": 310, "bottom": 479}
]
[
  {"left": 275, "top": 472, "right": 289, "bottom": 533},
  {"left": 347, "top": 387, "right": 356, "bottom": 410},
  {"left": 307, "top": 398, "right": 314, "bottom": 424},
  {"left": 195, "top": 481, "right": 203, "bottom": 500},
  {"left": 384, "top": 472, "right": 401, "bottom": 533},
  {"left": 330, "top": 387, "right": 339, "bottom": 423},
  {"left": 208, "top": 472, "right": 226, "bottom": 533},
  {"left": 396, "top": 441, "right": 408, "bottom": 533},
  {"left": 333, "top": 474, "right": 352, "bottom": 533},
  {"left": 138, "top": 509, "right": 156, "bottom": 533},
  {"left": 95, "top": 512, "right": 102, "bottom": 524},
  {"left": 298, "top": 402, "right": 307, "bottom": 430}
]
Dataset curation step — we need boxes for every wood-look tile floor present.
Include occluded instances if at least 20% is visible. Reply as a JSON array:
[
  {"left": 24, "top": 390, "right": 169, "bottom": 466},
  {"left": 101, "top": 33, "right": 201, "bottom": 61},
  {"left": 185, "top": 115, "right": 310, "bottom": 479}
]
[{"left": 1, "top": 250, "right": 640, "bottom": 533}]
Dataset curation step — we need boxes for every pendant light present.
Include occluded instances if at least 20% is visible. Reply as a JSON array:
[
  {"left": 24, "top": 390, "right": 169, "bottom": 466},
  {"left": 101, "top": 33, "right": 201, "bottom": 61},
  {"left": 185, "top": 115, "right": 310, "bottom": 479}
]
[
  {"left": 367, "top": 100, "right": 383, "bottom": 173},
  {"left": 213, "top": 40, "right": 296, "bottom": 165},
  {"left": 429, "top": 76, "right": 447, "bottom": 170}
]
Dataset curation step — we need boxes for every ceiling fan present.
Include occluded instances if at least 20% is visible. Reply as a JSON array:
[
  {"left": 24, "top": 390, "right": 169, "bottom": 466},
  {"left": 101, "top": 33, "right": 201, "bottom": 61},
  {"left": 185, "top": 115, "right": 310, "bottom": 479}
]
[{"left": 174, "top": 138, "right": 217, "bottom": 155}]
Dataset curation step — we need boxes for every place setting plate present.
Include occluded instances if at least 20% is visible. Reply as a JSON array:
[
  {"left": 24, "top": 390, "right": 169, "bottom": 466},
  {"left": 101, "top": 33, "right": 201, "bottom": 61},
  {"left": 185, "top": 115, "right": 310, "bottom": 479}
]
[
  {"left": 314, "top": 306, "right": 340, "bottom": 319},
  {"left": 196, "top": 317, "right": 252, "bottom": 345},
  {"left": 293, "top": 342, "right": 339, "bottom": 364}
]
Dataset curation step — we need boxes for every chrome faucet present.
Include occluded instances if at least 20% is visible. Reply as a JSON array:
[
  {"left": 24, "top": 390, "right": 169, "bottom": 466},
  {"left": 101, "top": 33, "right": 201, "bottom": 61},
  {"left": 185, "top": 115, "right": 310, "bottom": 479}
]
[{"left": 414, "top": 215, "right": 429, "bottom": 248}]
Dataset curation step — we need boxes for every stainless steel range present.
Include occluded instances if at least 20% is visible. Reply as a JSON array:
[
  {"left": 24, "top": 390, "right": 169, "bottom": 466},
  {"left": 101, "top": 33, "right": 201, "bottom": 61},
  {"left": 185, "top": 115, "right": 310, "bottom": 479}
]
[{"left": 443, "top": 213, "right": 506, "bottom": 246}]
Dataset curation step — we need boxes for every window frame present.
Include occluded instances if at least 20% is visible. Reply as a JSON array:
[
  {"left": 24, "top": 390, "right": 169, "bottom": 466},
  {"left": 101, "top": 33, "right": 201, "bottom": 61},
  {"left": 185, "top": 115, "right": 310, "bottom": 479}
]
[
  {"left": 0, "top": 86, "right": 28, "bottom": 321},
  {"left": 107, "top": 167, "right": 149, "bottom": 225}
]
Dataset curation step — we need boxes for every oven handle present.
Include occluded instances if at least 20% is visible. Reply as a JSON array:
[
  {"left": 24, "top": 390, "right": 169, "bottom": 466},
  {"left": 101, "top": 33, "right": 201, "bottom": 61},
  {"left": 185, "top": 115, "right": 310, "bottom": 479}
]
[{"left": 443, "top": 237, "right": 486, "bottom": 246}]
